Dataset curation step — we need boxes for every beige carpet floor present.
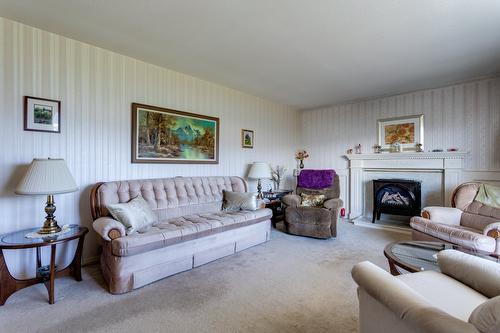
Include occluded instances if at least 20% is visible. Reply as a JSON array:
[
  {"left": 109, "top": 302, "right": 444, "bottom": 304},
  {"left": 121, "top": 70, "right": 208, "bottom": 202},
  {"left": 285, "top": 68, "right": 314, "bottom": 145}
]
[{"left": 0, "top": 221, "right": 409, "bottom": 333}]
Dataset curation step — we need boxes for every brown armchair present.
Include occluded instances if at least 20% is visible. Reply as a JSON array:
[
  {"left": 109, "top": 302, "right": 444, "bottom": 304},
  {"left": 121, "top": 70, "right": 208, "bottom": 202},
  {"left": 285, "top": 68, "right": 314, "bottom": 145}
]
[{"left": 282, "top": 170, "right": 342, "bottom": 239}]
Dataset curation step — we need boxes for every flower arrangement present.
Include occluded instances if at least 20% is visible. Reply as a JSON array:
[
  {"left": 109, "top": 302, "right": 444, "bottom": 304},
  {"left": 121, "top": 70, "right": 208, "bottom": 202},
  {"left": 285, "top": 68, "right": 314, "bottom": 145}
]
[
  {"left": 295, "top": 149, "right": 309, "bottom": 161},
  {"left": 271, "top": 165, "right": 287, "bottom": 190},
  {"left": 295, "top": 149, "right": 309, "bottom": 169}
]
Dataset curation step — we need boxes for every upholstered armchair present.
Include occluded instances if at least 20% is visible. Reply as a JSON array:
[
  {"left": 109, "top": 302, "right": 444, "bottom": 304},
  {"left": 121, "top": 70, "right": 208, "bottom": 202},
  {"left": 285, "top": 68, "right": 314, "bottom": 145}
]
[
  {"left": 410, "top": 182, "right": 500, "bottom": 254},
  {"left": 352, "top": 250, "right": 500, "bottom": 333},
  {"left": 282, "top": 169, "right": 342, "bottom": 238}
]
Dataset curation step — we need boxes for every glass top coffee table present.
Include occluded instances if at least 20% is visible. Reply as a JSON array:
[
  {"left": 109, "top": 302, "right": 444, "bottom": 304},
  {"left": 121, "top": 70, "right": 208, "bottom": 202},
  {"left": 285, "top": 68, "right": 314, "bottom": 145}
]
[{"left": 384, "top": 241, "right": 500, "bottom": 275}]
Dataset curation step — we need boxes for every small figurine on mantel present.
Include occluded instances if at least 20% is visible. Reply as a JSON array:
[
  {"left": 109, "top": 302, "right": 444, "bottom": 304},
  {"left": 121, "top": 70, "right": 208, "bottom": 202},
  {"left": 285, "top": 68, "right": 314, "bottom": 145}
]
[
  {"left": 355, "top": 144, "right": 362, "bottom": 154},
  {"left": 346, "top": 148, "right": 353, "bottom": 154},
  {"left": 373, "top": 144, "right": 382, "bottom": 153},
  {"left": 416, "top": 143, "right": 424, "bottom": 152}
]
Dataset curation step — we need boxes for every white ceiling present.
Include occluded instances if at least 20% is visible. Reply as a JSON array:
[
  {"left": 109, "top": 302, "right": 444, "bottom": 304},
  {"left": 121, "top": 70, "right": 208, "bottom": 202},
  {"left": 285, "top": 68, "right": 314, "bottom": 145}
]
[{"left": 1, "top": 0, "right": 500, "bottom": 109}]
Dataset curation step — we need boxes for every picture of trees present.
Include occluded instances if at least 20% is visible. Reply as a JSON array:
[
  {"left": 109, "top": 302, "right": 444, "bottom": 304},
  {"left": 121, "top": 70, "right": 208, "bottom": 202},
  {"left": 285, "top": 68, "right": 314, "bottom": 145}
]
[
  {"left": 33, "top": 104, "right": 53, "bottom": 124},
  {"left": 132, "top": 104, "right": 219, "bottom": 163}
]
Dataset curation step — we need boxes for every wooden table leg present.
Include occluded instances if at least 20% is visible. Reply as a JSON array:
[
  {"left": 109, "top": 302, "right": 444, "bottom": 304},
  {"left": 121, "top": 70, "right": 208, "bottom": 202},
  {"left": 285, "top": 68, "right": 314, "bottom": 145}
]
[
  {"left": 48, "top": 244, "right": 56, "bottom": 304},
  {"left": 70, "top": 234, "right": 85, "bottom": 281},
  {"left": 0, "top": 249, "right": 40, "bottom": 306},
  {"left": 388, "top": 259, "right": 401, "bottom": 276}
]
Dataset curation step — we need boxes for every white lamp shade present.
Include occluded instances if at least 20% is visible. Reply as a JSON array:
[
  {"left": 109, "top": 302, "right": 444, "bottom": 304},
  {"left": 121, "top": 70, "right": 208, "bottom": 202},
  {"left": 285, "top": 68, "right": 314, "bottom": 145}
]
[
  {"left": 248, "top": 162, "right": 272, "bottom": 179},
  {"left": 15, "top": 158, "right": 79, "bottom": 195}
]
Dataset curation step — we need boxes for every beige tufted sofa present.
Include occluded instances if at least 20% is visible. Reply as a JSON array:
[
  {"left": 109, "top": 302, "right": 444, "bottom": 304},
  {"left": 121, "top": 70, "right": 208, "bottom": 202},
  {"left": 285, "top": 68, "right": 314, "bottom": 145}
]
[
  {"left": 90, "top": 176, "right": 272, "bottom": 294},
  {"left": 410, "top": 182, "right": 500, "bottom": 254}
]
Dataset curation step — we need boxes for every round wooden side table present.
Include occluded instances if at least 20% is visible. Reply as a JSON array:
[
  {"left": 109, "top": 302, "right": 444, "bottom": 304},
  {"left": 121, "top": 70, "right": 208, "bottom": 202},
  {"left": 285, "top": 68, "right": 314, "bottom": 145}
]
[{"left": 0, "top": 225, "right": 88, "bottom": 305}]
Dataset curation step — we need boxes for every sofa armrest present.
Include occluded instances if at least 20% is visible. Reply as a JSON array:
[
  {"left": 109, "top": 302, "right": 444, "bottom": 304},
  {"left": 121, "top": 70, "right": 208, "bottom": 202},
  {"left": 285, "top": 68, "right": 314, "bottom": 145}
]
[
  {"left": 323, "top": 198, "right": 343, "bottom": 210},
  {"left": 484, "top": 222, "right": 500, "bottom": 239},
  {"left": 421, "top": 206, "right": 462, "bottom": 225},
  {"left": 438, "top": 249, "right": 500, "bottom": 298},
  {"left": 352, "top": 261, "right": 480, "bottom": 333},
  {"left": 93, "top": 217, "right": 126, "bottom": 241},
  {"left": 282, "top": 194, "right": 301, "bottom": 207}
]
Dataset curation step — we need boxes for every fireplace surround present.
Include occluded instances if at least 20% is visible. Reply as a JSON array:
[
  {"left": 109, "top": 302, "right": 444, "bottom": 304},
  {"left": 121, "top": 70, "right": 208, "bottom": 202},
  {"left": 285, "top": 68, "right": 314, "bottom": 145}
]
[{"left": 372, "top": 179, "right": 421, "bottom": 224}]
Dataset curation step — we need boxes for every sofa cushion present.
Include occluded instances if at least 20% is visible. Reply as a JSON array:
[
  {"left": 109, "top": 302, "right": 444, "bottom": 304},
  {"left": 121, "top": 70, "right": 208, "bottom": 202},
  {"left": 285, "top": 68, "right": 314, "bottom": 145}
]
[
  {"left": 411, "top": 217, "right": 496, "bottom": 253},
  {"left": 111, "top": 208, "right": 272, "bottom": 256},
  {"left": 95, "top": 176, "right": 247, "bottom": 220},
  {"left": 222, "top": 190, "right": 258, "bottom": 211},
  {"left": 107, "top": 196, "right": 156, "bottom": 235},
  {"left": 397, "top": 270, "right": 488, "bottom": 321}
]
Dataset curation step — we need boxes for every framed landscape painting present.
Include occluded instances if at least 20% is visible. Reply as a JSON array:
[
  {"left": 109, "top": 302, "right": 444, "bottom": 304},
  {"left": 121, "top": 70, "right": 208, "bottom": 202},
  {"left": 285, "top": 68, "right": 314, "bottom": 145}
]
[
  {"left": 241, "top": 129, "right": 254, "bottom": 148},
  {"left": 24, "top": 96, "right": 61, "bottom": 133},
  {"left": 132, "top": 103, "right": 219, "bottom": 164},
  {"left": 377, "top": 114, "right": 424, "bottom": 151}
]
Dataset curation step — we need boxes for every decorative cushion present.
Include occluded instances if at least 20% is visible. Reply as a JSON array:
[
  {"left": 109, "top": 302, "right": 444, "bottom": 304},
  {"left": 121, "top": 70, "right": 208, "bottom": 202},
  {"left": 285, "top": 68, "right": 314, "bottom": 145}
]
[
  {"left": 222, "top": 190, "right": 258, "bottom": 211},
  {"left": 106, "top": 196, "right": 156, "bottom": 235},
  {"left": 475, "top": 184, "right": 500, "bottom": 209},
  {"left": 300, "top": 193, "right": 326, "bottom": 207},
  {"left": 469, "top": 295, "right": 500, "bottom": 333}
]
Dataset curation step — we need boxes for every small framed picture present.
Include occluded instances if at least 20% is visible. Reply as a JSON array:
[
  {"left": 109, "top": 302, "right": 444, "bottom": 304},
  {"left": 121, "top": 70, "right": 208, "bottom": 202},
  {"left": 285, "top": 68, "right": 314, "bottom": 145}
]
[
  {"left": 24, "top": 96, "right": 61, "bottom": 133},
  {"left": 241, "top": 129, "right": 254, "bottom": 148}
]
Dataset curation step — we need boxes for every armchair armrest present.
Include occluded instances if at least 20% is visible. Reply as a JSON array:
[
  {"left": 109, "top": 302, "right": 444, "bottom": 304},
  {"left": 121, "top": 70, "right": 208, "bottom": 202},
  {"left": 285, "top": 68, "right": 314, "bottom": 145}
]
[
  {"left": 421, "top": 206, "right": 462, "bottom": 225},
  {"left": 438, "top": 249, "right": 500, "bottom": 298},
  {"left": 93, "top": 217, "right": 126, "bottom": 241},
  {"left": 483, "top": 222, "right": 500, "bottom": 239},
  {"left": 352, "top": 261, "right": 479, "bottom": 333},
  {"left": 282, "top": 194, "right": 301, "bottom": 207},
  {"left": 323, "top": 198, "right": 343, "bottom": 210}
]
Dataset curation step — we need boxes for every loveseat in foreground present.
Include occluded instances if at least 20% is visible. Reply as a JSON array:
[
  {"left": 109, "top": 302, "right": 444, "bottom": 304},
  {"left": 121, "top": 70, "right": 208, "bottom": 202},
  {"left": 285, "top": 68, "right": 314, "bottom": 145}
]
[{"left": 90, "top": 176, "right": 272, "bottom": 294}]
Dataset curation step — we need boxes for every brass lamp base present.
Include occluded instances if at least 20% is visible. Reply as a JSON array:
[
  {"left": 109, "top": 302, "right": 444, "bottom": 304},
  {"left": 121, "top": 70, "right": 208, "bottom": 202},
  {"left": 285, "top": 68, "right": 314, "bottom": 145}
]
[{"left": 38, "top": 194, "right": 62, "bottom": 234}]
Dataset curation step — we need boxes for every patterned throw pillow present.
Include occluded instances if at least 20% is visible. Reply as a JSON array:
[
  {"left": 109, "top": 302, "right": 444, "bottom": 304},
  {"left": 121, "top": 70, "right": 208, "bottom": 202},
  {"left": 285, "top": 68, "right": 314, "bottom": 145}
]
[
  {"left": 300, "top": 193, "right": 326, "bottom": 207},
  {"left": 107, "top": 196, "right": 156, "bottom": 235},
  {"left": 222, "top": 190, "right": 259, "bottom": 211}
]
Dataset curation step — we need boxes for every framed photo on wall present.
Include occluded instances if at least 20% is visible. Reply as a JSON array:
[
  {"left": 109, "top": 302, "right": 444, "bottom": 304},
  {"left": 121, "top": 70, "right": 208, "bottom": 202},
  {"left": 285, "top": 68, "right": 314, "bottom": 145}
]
[
  {"left": 131, "top": 103, "right": 219, "bottom": 164},
  {"left": 241, "top": 129, "right": 254, "bottom": 148},
  {"left": 24, "top": 96, "right": 61, "bottom": 133},
  {"left": 377, "top": 114, "right": 424, "bottom": 151}
]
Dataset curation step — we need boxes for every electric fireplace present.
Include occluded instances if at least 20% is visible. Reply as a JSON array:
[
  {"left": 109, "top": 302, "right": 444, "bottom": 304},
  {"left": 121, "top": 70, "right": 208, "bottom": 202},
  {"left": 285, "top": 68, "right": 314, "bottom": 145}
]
[{"left": 372, "top": 179, "right": 421, "bottom": 224}]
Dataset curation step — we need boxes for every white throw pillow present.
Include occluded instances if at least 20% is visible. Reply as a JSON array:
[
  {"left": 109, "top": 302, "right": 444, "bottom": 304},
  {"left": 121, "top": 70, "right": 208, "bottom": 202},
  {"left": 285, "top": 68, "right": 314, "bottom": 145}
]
[
  {"left": 222, "top": 190, "right": 259, "bottom": 211},
  {"left": 106, "top": 196, "right": 156, "bottom": 235}
]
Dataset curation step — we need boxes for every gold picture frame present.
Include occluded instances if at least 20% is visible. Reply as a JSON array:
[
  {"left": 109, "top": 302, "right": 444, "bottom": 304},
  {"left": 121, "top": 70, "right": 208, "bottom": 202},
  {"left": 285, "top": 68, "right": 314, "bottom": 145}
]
[
  {"left": 132, "top": 103, "right": 219, "bottom": 164},
  {"left": 377, "top": 114, "right": 424, "bottom": 151}
]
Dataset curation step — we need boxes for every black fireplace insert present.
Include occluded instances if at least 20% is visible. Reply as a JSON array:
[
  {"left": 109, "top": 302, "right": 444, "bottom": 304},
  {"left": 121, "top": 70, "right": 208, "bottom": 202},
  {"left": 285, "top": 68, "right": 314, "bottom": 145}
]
[{"left": 372, "top": 179, "right": 421, "bottom": 223}]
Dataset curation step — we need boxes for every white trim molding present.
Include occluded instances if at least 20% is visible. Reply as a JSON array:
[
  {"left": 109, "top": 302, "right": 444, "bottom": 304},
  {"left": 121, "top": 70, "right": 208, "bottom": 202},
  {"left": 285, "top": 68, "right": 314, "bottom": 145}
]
[{"left": 344, "top": 152, "right": 469, "bottom": 219}]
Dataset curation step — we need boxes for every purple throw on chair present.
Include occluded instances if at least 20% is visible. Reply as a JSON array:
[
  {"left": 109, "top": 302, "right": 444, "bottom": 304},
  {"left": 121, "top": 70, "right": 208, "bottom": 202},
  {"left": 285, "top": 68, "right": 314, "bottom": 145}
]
[{"left": 298, "top": 169, "right": 336, "bottom": 189}]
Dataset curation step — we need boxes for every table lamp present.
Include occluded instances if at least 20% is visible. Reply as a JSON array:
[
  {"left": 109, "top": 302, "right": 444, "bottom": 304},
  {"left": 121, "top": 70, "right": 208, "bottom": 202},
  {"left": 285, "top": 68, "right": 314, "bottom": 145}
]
[
  {"left": 15, "top": 158, "right": 79, "bottom": 234},
  {"left": 248, "top": 162, "right": 271, "bottom": 199}
]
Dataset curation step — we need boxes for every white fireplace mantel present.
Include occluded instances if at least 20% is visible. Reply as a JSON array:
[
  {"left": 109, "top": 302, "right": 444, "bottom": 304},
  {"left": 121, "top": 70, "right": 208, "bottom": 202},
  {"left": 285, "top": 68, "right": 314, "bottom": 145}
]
[{"left": 344, "top": 152, "right": 469, "bottom": 220}]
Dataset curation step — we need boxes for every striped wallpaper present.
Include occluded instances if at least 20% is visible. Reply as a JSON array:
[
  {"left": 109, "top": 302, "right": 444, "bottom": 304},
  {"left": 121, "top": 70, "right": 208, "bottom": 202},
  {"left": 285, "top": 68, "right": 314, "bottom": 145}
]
[
  {"left": 0, "top": 18, "right": 299, "bottom": 277},
  {"left": 301, "top": 76, "right": 500, "bottom": 207}
]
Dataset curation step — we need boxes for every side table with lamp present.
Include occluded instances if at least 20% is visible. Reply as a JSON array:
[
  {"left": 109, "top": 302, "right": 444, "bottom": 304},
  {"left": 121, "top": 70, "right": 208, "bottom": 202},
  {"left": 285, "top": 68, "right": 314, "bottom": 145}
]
[{"left": 0, "top": 158, "right": 88, "bottom": 305}]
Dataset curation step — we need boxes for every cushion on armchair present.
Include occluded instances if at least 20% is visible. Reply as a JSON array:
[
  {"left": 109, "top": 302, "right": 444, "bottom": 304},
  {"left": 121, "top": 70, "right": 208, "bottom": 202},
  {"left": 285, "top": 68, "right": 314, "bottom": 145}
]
[
  {"left": 297, "top": 169, "right": 335, "bottom": 189},
  {"left": 300, "top": 193, "right": 326, "bottom": 207}
]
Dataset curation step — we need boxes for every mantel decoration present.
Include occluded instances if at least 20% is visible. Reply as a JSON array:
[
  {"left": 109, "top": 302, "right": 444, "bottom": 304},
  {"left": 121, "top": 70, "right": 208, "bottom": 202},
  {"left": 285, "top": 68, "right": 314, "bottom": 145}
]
[
  {"left": 377, "top": 114, "right": 423, "bottom": 152},
  {"left": 241, "top": 129, "right": 254, "bottom": 148},
  {"left": 132, "top": 103, "right": 219, "bottom": 164},
  {"left": 295, "top": 149, "right": 309, "bottom": 169},
  {"left": 24, "top": 96, "right": 61, "bottom": 133},
  {"left": 15, "top": 158, "right": 79, "bottom": 234}
]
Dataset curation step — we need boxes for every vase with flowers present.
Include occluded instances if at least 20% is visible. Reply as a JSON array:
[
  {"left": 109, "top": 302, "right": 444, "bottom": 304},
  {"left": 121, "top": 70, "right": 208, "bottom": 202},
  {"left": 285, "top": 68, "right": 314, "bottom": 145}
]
[{"left": 295, "top": 149, "right": 309, "bottom": 169}]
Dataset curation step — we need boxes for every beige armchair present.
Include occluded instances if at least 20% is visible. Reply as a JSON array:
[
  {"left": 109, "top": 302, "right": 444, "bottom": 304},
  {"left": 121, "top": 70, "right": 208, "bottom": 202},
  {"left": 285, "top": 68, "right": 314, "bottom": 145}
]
[
  {"left": 352, "top": 250, "right": 500, "bottom": 333},
  {"left": 410, "top": 182, "right": 500, "bottom": 254}
]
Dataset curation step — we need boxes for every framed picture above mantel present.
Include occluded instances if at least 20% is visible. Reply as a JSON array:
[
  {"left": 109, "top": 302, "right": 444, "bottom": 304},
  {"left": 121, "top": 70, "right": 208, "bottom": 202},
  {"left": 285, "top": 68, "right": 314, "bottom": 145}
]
[
  {"left": 131, "top": 103, "right": 219, "bottom": 164},
  {"left": 377, "top": 114, "right": 424, "bottom": 151}
]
